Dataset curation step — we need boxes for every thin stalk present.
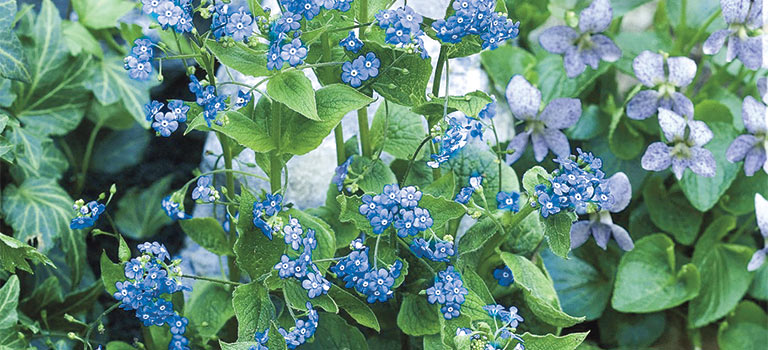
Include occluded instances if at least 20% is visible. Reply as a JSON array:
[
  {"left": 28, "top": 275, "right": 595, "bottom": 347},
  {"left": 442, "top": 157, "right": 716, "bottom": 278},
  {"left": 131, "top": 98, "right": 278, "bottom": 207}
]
[
  {"left": 76, "top": 119, "right": 105, "bottom": 194},
  {"left": 491, "top": 119, "right": 503, "bottom": 190},
  {"left": 400, "top": 135, "right": 433, "bottom": 187},
  {"left": 270, "top": 103, "right": 283, "bottom": 193},
  {"left": 356, "top": 0, "right": 372, "bottom": 158},
  {"left": 428, "top": 46, "right": 448, "bottom": 180},
  {"left": 217, "top": 133, "right": 241, "bottom": 283}
]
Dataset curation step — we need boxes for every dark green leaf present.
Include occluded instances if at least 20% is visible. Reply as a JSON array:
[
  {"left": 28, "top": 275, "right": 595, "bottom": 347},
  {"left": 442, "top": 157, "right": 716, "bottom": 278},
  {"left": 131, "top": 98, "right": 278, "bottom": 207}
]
[
  {"left": 91, "top": 124, "right": 150, "bottom": 174},
  {"left": 100, "top": 251, "right": 123, "bottom": 295},
  {"left": 234, "top": 190, "right": 285, "bottom": 280},
  {"left": 396, "top": 294, "right": 440, "bottom": 336},
  {"left": 597, "top": 308, "right": 665, "bottom": 348},
  {"left": 717, "top": 301, "right": 767, "bottom": 350},
  {"left": 184, "top": 282, "right": 235, "bottom": 340},
  {"left": 366, "top": 41, "right": 432, "bottom": 107},
  {"left": 179, "top": 218, "right": 233, "bottom": 256},
  {"left": 232, "top": 281, "right": 275, "bottom": 341},
  {"left": 541, "top": 249, "right": 613, "bottom": 321},
  {"left": 115, "top": 176, "right": 173, "bottom": 240},
  {"left": 299, "top": 313, "right": 367, "bottom": 350},
  {"left": 329, "top": 285, "right": 380, "bottom": 332},
  {"left": 267, "top": 70, "right": 319, "bottom": 121},
  {"left": 643, "top": 176, "right": 702, "bottom": 245}
]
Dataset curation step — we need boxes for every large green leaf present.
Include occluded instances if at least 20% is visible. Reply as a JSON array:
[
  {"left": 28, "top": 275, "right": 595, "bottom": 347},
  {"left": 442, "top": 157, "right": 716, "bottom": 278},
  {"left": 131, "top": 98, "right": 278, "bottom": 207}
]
[
  {"left": 62, "top": 21, "right": 102, "bottom": 58},
  {"left": 206, "top": 39, "right": 270, "bottom": 78},
  {"left": 397, "top": 294, "right": 440, "bottom": 336},
  {"left": 232, "top": 282, "right": 275, "bottom": 341},
  {"left": 542, "top": 211, "right": 577, "bottom": 259},
  {"left": 186, "top": 110, "right": 276, "bottom": 153},
  {"left": 612, "top": 234, "right": 701, "bottom": 313},
  {"left": 412, "top": 91, "right": 494, "bottom": 120},
  {"left": 366, "top": 41, "right": 432, "bottom": 107},
  {"left": 10, "top": 132, "right": 67, "bottom": 180},
  {"left": 72, "top": 0, "right": 134, "bottom": 29},
  {"left": 0, "top": 0, "right": 30, "bottom": 82},
  {"left": 114, "top": 176, "right": 173, "bottom": 240},
  {"left": 643, "top": 176, "right": 702, "bottom": 245},
  {"left": 2, "top": 178, "right": 74, "bottom": 253},
  {"left": 349, "top": 155, "right": 397, "bottom": 194},
  {"left": 328, "top": 285, "right": 380, "bottom": 332},
  {"left": 534, "top": 54, "right": 611, "bottom": 104},
  {"left": 100, "top": 251, "right": 124, "bottom": 295},
  {"left": 91, "top": 124, "right": 151, "bottom": 174},
  {"left": 184, "top": 281, "right": 235, "bottom": 341},
  {"left": 0, "top": 275, "right": 20, "bottom": 329},
  {"left": 299, "top": 313, "right": 367, "bottom": 350},
  {"left": 234, "top": 190, "right": 285, "bottom": 280},
  {"left": 541, "top": 248, "right": 613, "bottom": 321},
  {"left": 370, "top": 102, "right": 427, "bottom": 159},
  {"left": 267, "top": 70, "right": 319, "bottom": 121},
  {"left": 84, "top": 55, "right": 156, "bottom": 125},
  {"left": 717, "top": 301, "right": 767, "bottom": 350},
  {"left": 481, "top": 45, "right": 537, "bottom": 92},
  {"left": 679, "top": 122, "right": 740, "bottom": 211},
  {"left": 597, "top": 309, "right": 666, "bottom": 348},
  {"left": 519, "top": 332, "right": 589, "bottom": 350},
  {"left": 446, "top": 143, "right": 520, "bottom": 204},
  {"left": 0, "top": 232, "right": 54, "bottom": 273},
  {"left": 179, "top": 218, "right": 233, "bottom": 256}
]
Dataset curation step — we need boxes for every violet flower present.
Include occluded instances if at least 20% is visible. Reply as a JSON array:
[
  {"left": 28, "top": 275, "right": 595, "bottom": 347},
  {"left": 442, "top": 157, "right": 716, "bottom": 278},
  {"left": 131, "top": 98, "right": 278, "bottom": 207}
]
[
  {"left": 626, "top": 51, "right": 697, "bottom": 120},
  {"left": 505, "top": 75, "right": 582, "bottom": 164},
  {"left": 726, "top": 78, "right": 768, "bottom": 176},
  {"left": 748, "top": 193, "right": 768, "bottom": 271},
  {"left": 570, "top": 172, "right": 634, "bottom": 251},
  {"left": 703, "top": 0, "right": 763, "bottom": 70},
  {"left": 641, "top": 108, "right": 716, "bottom": 179},
  {"left": 539, "top": 0, "right": 621, "bottom": 78}
]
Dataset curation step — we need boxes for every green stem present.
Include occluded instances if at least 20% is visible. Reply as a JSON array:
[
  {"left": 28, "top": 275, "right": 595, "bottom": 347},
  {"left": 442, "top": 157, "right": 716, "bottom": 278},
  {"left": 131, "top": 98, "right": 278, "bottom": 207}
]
[
  {"left": 491, "top": 119, "right": 503, "bottom": 190},
  {"left": 428, "top": 46, "right": 448, "bottom": 181},
  {"left": 400, "top": 135, "right": 433, "bottom": 187},
  {"left": 83, "top": 302, "right": 121, "bottom": 349},
  {"left": 76, "top": 119, "right": 105, "bottom": 194},
  {"left": 180, "top": 274, "right": 243, "bottom": 286},
  {"left": 334, "top": 124, "right": 346, "bottom": 165},
  {"left": 681, "top": 9, "right": 722, "bottom": 54},
  {"left": 356, "top": 0, "right": 373, "bottom": 158},
  {"left": 479, "top": 204, "right": 535, "bottom": 261},
  {"left": 270, "top": 103, "right": 283, "bottom": 193},
  {"left": 217, "top": 133, "right": 241, "bottom": 283}
]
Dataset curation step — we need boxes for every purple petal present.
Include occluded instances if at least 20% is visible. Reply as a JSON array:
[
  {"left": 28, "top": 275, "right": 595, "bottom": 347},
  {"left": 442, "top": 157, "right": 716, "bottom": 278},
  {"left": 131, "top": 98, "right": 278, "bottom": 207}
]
[
  {"left": 539, "top": 26, "right": 578, "bottom": 54},
  {"left": 591, "top": 223, "right": 612, "bottom": 249},
  {"left": 627, "top": 90, "right": 660, "bottom": 120},
  {"left": 610, "top": 223, "right": 634, "bottom": 251},
  {"left": 726, "top": 34, "right": 739, "bottom": 62},
  {"left": 747, "top": 0, "right": 763, "bottom": 29},
  {"left": 721, "top": 0, "right": 751, "bottom": 24},
  {"left": 641, "top": 142, "right": 672, "bottom": 172},
  {"left": 542, "top": 128, "right": 571, "bottom": 159},
  {"left": 756, "top": 193, "right": 768, "bottom": 236},
  {"left": 726, "top": 134, "right": 759, "bottom": 162},
  {"left": 505, "top": 75, "right": 541, "bottom": 120},
  {"left": 687, "top": 120, "right": 714, "bottom": 146},
  {"left": 592, "top": 34, "right": 621, "bottom": 63},
  {"left": 736, "top": 35, "right": 762, "bottom": 70},
  {"left": 531, "top": 131, "right": 549, "bottom": 162},
  {"left": 564, "top": 46, "right": 587, "bottom": 78},
  {"left": 658, "top": 108, "right": 686, "bottom": 141},
  {"left": 541, "top": 98, "right": 582, "bottom": 129},
  {"left": 742, "top": 96, "right": 767, "bottom": 134},
  {"left": 606, "top": 172, "right": 632, "bottom": 212},
  {"left": 748, "top": 249, "right": 766, "bottom": 271},
  {"left": 689, "top": 147, "right": 717, "bottom": 178},
  {"left": 579, "top": 0, "right": 613, "bottom": 33},
  {"left": 703, "top": 29, "right": 731, "bottom": 55},
  {"left": 633, "top": 51, "right": 665, "bottom": 87},
  {"left": 580, "top": 47, "right": 601, "bottom": 69},
  {"left": 757, "top": 77, "right": 767, "bottom": 102},
  {"left": 671, "top": 92, "right": 694, "bottom": 119},
  {"left": 671, "top": 156, "right": 692, "bottom": 179},
  {"left": 667, "top": 56, "right": 697, "bottom": 87},
  {"left": 570, "top": 220, "right": 592, "bottom": 249},
  {"left": 744, "top": 147, "right": 767, "bottom": 176},
  {"left": 506, "top": 131, "right": 531, "bottom": 164}
]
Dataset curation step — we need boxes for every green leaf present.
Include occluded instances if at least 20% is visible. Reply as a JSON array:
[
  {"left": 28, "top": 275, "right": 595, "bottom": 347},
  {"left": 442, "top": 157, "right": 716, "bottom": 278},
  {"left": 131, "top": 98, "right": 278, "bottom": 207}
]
[
  {"left": 206, "top": 39, "right": 270, "bottom": 78},
  {"left": 184, "top": 282, "right": 235, "bottom": 341},
  {"left": 397, "top": 294, "right": 440, "bottom": 336},
  {"left": 100, "top": 251, "right": 123, "bottom": 295},
  {"left": 283, "top": 280, "right": 338, "bottom": 313},
  {"left": 0, "top": 232, "right": 54, "bottom": 273},
  {"left": 2, "top": 178, "right": 74, "bottom": 253},
  {"left": 0, "top": 0, "right": 30, "bottom": 82},
  {"left": 534, "top": 54, "right": 610, "bottom": 104},
  {"left": 366, "top": 41, "right": 432, "bottom": 107},
  {"left": 522, "top": 166, "right": 550, "bottom": 195},
  {"left": 186, "top": 110, "right": 276, "bottom": 152},
  {"left": 179, "top": 218, "right": 232, "bottom": 256},
  {"left": 349, "top": 155, "right": 398, "bottom": 194},
  {"left": 749, "top": 264, "right": 768, "bottom": 300},
  {"left": 328, "top": 285, "right": 380, "bottom": 332},
  {"left": 446, "top": 143, "right": 520, "bottom": 203},
  {"left": 62, "top": 20, "right": 102, "bottom": 58},
  {"left": 84, "top": 55, "right": 156, "bottom": 125},
  {"left": 118, "top": 235, "right": 131, "bottom": 263},
  {"left": 418, "top": 193, "right": 466, "bottom": 231},
  {"left": 481, "top": 46, "right": 537, "bottom": 92},
  {"left": 412, "top": 91, "right": 493, "bottom": 119},
  {"left": 519, "top": 332, "right": 588, "bottom": 350},
  {"left": 597, "top": 308, "right": 665, "bottom": 348},
  {"left": 666, "top": 0, "right": 724, "bottom": 31},
  {"left": 232, "top": 282, "right": 275, "bottom": 341},
  {"left": 608, "top": 108, "right": 645, "bottom": 160},
  {"left": 11, "top": 135, "right": 67, "bottom": 181},
  {"left": 500, "top": 252, "right": 585, "bottom": 327},
  {"left": 0, "top": 82, "right": 15, "bottom": 107},
  {"left": 106, "top": 341, "right": 137, "bottom": 350},
  {"left": 299, "top": 313, "right": 367, "bottom": 350},
  {"left": 643, "top": 176, "right": 702, "bottom": 245},
  {"left": 0, "top": 0, "right": 18, "bottom": 29},
  {"left": 717, "top": 301, "right": 767, "bottom": 350},
  {"left": 337, "top": 194, "right": 374, "bottom": 236},
  {"left": 60, "top": 227, "right": 86, "bottom": 285},
  {"left": 267, "top": 70, "right": 319, "bottom": 120},
  {"left": 114, "top": 176, "right": 173, "bottom": 240},
  {"left": 234, "top": 190, "right": 285, "bottom": 280},
  {"left": 280, "top": 84, "right": 374, "bottom": 155},
  {"left": 566, "top": 105, "right": 608, "bottom": 141},
  {"left": 720, "top": 172, "right": 768, "bottom": 216},
  {"left": 459, "top": 268, "right": 494, "bottom": 305},
  {"left": 91, "top": 124, "right": 151, "bottom": 174},
  {"left": 679, "top": 122, "right": 740, "bottom": 211},
  {"left": 612, "top": 234, "right": 701, "bottom": 313},
  {"left": 281, "top": 208, "right": 336, "bottom": 270},
  {"left": 542, "top": 212, "right": 576, "bottom": 259},
  {"left": 370, "top": 102, "right": 427, "bottom": 159},
  {"left": 541, "top": 249, "right": 613, "bottom": 321},
  {"left": 9, "top": 125, "right": 44, "bottom": 172},
  {"left": 72, "top": 0, "right": 134, "bottom": 29},
  {"left": 422, "top": 172, "right": 456, "bottom": 199},
  {"left": 0, "top": 275, "right": 20, "bottom": 339}
]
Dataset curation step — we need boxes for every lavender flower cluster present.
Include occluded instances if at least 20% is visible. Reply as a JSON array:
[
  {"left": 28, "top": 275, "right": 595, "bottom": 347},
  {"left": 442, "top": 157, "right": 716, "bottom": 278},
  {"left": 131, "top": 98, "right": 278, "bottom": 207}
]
[
  {"left": 273, "top": 216, "right": 332, "bottom": 299},
  {"left": 330, "top": 237, "right": 404, "bottom": 303},
  {"left": 425, "top": 266, "right": 469, "bottom": 320},
  {"left": 432, "top": 0, "right": 520, "bottom": 50},
  {"left": 534, "top": 150, "right": 613, "bottom": 218},
  {"left": 359, "top": 184, "right": 434, "bottom": 236}
]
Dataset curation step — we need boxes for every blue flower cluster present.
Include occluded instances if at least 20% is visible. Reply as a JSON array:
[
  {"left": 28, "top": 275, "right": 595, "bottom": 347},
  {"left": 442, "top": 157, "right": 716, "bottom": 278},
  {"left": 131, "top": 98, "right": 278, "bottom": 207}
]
[
  {"left": 535, "top": 149, "right": 613, "bottom": 218},
  {"left": 341, "top": 52, "right": 381, "bottom": 88},
  {"left": 278, "top": 302, "right": 319, "bottom": 349},
  {"left": 188, "top": 75, "right": 227, "bottom": 127},
  {"left": 70, "top": 199, "right": 105, "bottom": 229},
  {"left": 375, "top": 6, "right": 429, "bottom": 58},
  {"left": 455, "top": 174, "right": 483, "bottom": 204},
  {"left": 162, "top": 195, "right": 190, "bottom": 220},
  {"left": 124, "top": 38, "right": 154, "bottom": 81},
  {"left": 496, "top": 191, "right": 520, "bottom": 212},
  {"left": 358, "top": 184, "right": 433, "bottom": 236},
  {"left": 191, "top": 176, "right": 219, "bottom": 203},
  {"left": 284, "top": 0, "right": 351, "bottom": 20},
  {"left": 253, "top": 193, "right": 283, "bottom": 240},
  {"left": 112, "top": 242, "right": 191, "bottom": 350},
  {"left": 410, "top": 237, "right": 455, "bottom": 262},
  {"left": 273, "top": 217, "right": 332, "bottom": 299},
  {"left": 144, "top": 100, "right": 189, "bottom": 137},
  {"left": 483, "top": 303, "right": 525, "bottom": 333},
  {"left": 432, "top": 0, "right": 520, "bottom": 50},
  {"left": 141, "top": 0, "right": 193, "bottom": 32},
  {"left": 249, "top": 329, "right": 269, "bottom": 350},
  {"left": 211, "top": 3, "right": 255, "bottom": 42},
  {"left": 332, "top": 156, "right": 353, "bottom": 191},
  {"left": 330, "top": 237, "right": 404, "bottom": 303},
  {"left": 426, "top": 266, "right": 469, "bottom": 319},
  {"left": 427, "top": 117, "right": 476, "bottom": 169},
  {"left": 477, "top": 99, "right": 497, "bottom": 120},
  {"left": 493, "top": 266, "right": 514, "bottom": 286}
]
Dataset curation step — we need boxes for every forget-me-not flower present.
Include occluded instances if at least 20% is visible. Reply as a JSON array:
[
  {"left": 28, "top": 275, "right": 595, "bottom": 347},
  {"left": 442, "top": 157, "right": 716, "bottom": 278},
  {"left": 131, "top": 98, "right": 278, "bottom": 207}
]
[
  {"left": 627, "top": 51, "right": 697, "bottom": 120},
  {"left": 641, "top": 108, "right": 716, "bottom": 179}
]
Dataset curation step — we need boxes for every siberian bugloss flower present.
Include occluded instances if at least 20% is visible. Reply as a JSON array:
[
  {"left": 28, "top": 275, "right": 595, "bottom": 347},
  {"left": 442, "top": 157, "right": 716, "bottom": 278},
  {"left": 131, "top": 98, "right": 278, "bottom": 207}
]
[
  {"left": 747, "top": 194, "right": 768, "bottom": 271},
  {"left": 225, "top": 9, "right": 254, "bottom": 42},
  {"left": 496, "top": 191, "right": 520, "bottom": 212},
  {"left": 70, "top": 199, "right": 106, "bottom": 229},
  {"left": 703, "top": 0, "right": 764, "bottom": 70},
  {"left": 570, "top": 172, "right": 634, "bottom": 251},
  {"left": 152, "top": 112, "right": 179, "bottom": 137},
  {"left": 342, "top": 53, "right": 380, "bottom": 88},
  {"left": 505, "top": 75, "right": 582, "bottom": 164},
  {"left": 281, "top": 38, "right": 308, "bottom": 66},
  {"left": 726, "top": 79, "right": 768, "bottom": 176},
  {"left": 539, "top": 0, "right": 621, "bottom": 78},
  {"left": 627, "top": 51, "right": 697, "bottom": 120},
  {"left": 432, "top": 0, "right": 519, "bottom": 50},
  {"left": 493, "top": 266, "right": 514, "bottom": 286},
  {"left": 641, "top": 108, "right": 716, "bottom": 179},
  {"left": 340, "top": 31, "right": 364, "bottom": 53}
]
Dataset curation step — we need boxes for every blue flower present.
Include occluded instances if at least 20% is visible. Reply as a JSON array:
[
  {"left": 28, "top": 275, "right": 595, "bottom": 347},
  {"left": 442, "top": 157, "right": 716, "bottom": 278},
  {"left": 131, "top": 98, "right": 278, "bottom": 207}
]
[
  {"left": 394, "top": 210, "right": 418, "bottom": 237},
  {"left": 140, "top": 0, "right": 163, "bottom": 14},
  {"left": 332, "top": 156, "right": 353, "bottom": 191},
  {"left": 340, "top": 31, "right": 364, "bottom": 52},
  {"left": 234, "top": 90, "right": 251, "bottom": 109},
  {"left": 441, "top": 302, "right": 462, "bottom": 319},
  {"left": 443, "top": 280, "right": 468, "bottom": 304},
  {"left": 538, "top": 193, "right": 561, "bottom": 218},
  {"left": 455, "top": 187, "right": 474, "bottom": 204},
  {"left": 276, "top": 11, "right": 302, "bottom": 33},
  {"left": 168, "top": 316, "right": 188, "bottom": 335},
  {"left": 274, "top": 255, "right": 296, "bottom": 278},
  {"left": 283, "top": 220, "right": 304, "bottom": 251},
  {"left": 132, "top": 38, "right": 154, "bottom": 58},
  {"left": 493, "top": 266, "right": 514, "bottom": 286},
  {"left": 335, "top": 0, "right": 352, "bottom": 11},
  {"left": 641, "top": 109, "right": 716, "bottom": 179},
  {"left": 226, "top": 10, "right": 254, "bottom": 41},
  {"left": 410, "top": 238, "right": 433, "bottom": 259},
  {"left": 748, "top": 193, "right": 768, "bottom": 271},
  {"left": 360, "top": 52, "right": 380, "bottom": 78},
  {"left": 398, "top": 186, "right": 422, "bottom": 209},
  {"left": 280, "top": 38, "right": 308, "bottom": 66},
  {"left": 341, "top": 57, "right": 366, "bottom": 88},
  {"left": 162, "top": 196, "right": 189, "bottom": 220},
  {"left": 412, "top": 207, "right": 433, "bottom": 230},
  {"left": 370, "top": 208, "right": 393, "bottom": 234},
  {"left": 433, "top": 0, "right": 519, "bottom": 49},
  {"left": 496, "top": 191, "right": 520, "bottom": 212},
  {"left": 175, "top": 12, "right": 193, "bottom": 33},
  {"left": 167, "top": 100, "right": 189, "bottom": 123},
  {"left": 203, "top": 95, "right": 227, "bottom": 126},
  {"left": 484, "top": 304, "right": 505, "bottom": 317},
  {"left": 125, "top": 259, "right": 144, "bottom": 279},
  {"left": 359, "top": 194, "right": 380, "bottom": 219},
  {"left": 433, "top": 241, "right": 455, "bottom": 262},
  {"left": 157, "top": 2, "right": 183, "bottom": 28},
  {"left": 380, "top": 184, "right": 401, "bottom": 207},
  {"left": 125, "top": 56, "right": 152, "bottom": 80},
  {"left": 267, "top": 42, "right": 285, "bottom": 71},
  {"left": 703, "top": 0, "right": 763, "bottom": 70},
  {"left": 144, "top": 100, "right": 163, "bottom": 122},
  {"left": 262, "top": 193, "right": 283, "bottom": 216},
  {"left": 152, "top": 112, "right": 179, "bottom": 137},
  {"left": 302, "top": 272, "right": 331, "bottom": 298},
  {"left": 500, "top": 306, "right": 524, "bottom": 328},
  {"left": 426, "top": 281, "right": 446, "bottom": 304},
  {"left": 626, "top": 51, "right": 696, "bottom": 120}
]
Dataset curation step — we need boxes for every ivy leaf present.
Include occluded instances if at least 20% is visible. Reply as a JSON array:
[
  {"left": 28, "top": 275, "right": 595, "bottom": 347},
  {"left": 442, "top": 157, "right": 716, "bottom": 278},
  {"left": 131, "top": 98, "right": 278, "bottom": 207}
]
[
  {"left": 232, "top": 282, "right": 275, "bottom": 341},
  {"left": 62, "top": 21, "right": 102, "bottom": 58},
  {"left": 328, "top": 285, "right": 380, "bottom": 332},
  {"left": 184, "top": 282, "right": 235, "bottom": 341},
  {"left": 542, "top": 212, "right": 577, "bottom": 259},
  {"left": 612, "top": 234, "right": 701, "bottom": 313},
  {"left": 0, "top": 0, "right": 30, "bottom": 82},
  {"left": 91, "top": 124, "right": 151, "bottom": 174},
  {"left": 114, "top": 176, "right": 173, "bottom": 240},
  {"left": 234, "top": 190, "right": 285, "bottom": 280},
  {"left": 179, "top": 218, "right": 233, "bottom": 256},
  {"left": 206, "top": 39, "right": 271, "bottom": 78},
  {"left": 500, "top": 252, "right": 584, "bottom": 327},
  {"left": 370, "top": 102, "right": 427, "bottom": 159},
  {"left": 717, "top": 301, "right": 767, "bottom": 350},
  {"left": 84, "top": 55, "right": 157, "bottom": 125},
  {"left": 267, "top": 70, "right": 319, "bottom": 121},
  {"left": 71, "top": 0, "right": 134, "bottom": 29},
  {"left": 9, "top": 125, "right": 44, "bottom": 172},
  {"left": 643, "top": 176, "right": 702, "bottom": 245},
  {"left": 0, "top": 232, "right": 54, "bottom": 273},
  {"left": 519, "top": 332, "right": 589, "bottom": 350},
  {"left": 397, "top": 294, "right": 440, "bottom": 336},
  {"left": 299, "top": 313, "right": 367, "bottom": 350},
  {"left": 2, "top": 178, "right": 74, "bottom": 253},
  {"left": 0, "top": 275, "right": 20, "bottom": 330}
]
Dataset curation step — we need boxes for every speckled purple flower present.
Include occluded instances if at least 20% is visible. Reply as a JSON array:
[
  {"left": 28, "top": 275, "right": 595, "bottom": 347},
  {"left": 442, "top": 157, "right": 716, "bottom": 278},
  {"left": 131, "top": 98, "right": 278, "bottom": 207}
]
[
  {"left": 626, "top": 51, "right": 697, "bottom": 120},
  {"left": 703, "top": 0, "right": 763, "bottom": 70},
  {"left": 726, "top": 79, "right": 768, "bottom": 176},
  {"left": 538, "top": 0, "right": 621, "bottom": 78},
  {"left": 641, "top": 108, "right": 716, "bottom": 179},
  {"left": 570, "top": 172, "right": 634, "bottom": 251},
  {"left": 747, "top": 193, "right": 768, "bottom": 271},
  {"left": 505, "top": 75, "right": 582, "bottom": 164}
]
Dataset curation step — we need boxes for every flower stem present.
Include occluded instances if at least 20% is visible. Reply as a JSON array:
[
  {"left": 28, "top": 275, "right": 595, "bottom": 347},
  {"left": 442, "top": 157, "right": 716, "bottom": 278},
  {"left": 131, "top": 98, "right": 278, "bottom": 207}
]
[
  {"left": 270, "top": 103, "right": 283, "bottom": 193},
  {"left": 428, "top": 46, "right": 448, "bottom": 180},
  {"left": 355, "top": 0, "right": 373, "bottom": 158},
  {"left": 76, "top": 118, "right": 105, "bottom": 195},
  {"left": 217, "top": 133, "right": 242, "bottom": 283}
]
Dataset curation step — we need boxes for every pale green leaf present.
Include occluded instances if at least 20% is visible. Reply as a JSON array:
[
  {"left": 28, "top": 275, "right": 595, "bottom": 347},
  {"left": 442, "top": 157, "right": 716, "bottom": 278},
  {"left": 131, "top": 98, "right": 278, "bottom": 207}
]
[
  {"left": 2, "top": 178, "right": 74, "bottom": 253},
  {"left": 267, "top": 70, "right": 319, "bottom": 120},
  {"left": 72, "top": 0, "right": 134, "bottom": 29},
  {"left": 179, "top": 218, "right": 233, "bottom": 256}
]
